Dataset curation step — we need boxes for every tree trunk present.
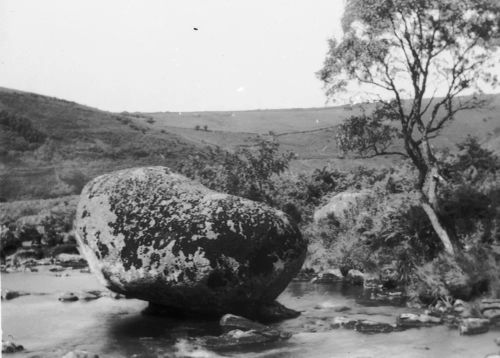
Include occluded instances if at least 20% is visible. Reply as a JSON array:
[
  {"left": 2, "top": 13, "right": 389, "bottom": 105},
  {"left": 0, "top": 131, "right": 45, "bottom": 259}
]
[{"left": 421, "top": 166, "right": 455, "bottom": 256}]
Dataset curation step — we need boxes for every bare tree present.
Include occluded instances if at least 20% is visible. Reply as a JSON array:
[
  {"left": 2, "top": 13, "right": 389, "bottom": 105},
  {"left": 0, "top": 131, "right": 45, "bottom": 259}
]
[{"left": 318, "top": 0, "right": 500, "bottom": 255}]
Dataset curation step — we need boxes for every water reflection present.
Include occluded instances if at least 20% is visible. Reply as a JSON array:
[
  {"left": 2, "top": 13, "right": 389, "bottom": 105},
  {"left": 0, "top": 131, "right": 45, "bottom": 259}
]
[{"left": 3, "top": 272, "right": 498, "bottom": 358}]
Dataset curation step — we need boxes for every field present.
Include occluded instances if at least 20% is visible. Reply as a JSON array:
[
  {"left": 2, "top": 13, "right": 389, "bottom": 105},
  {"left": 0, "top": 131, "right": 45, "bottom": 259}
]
[{"left": 0, "top": 86, "right": 499, "bottom": 204}]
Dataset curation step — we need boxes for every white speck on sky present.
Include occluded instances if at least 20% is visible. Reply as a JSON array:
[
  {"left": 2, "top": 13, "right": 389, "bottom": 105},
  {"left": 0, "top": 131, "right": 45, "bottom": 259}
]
[{"left": 0, "top": 0, "right": 344, "bottom": 112}]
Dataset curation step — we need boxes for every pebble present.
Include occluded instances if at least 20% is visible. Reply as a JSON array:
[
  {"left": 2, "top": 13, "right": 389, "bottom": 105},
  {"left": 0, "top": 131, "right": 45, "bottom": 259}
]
[{"left": 59, "top": 292, "right": 79, "bottom": 302}]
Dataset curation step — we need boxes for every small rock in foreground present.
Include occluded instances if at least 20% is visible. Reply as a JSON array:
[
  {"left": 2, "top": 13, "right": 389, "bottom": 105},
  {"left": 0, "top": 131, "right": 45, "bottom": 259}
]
[
  {"left": 202, "top": 314, "right": 291, "bottom": 349},
  {"left": 2, "top": 340, "right": 24, "bottom": 353},
  {"left": 311, "top": 269, "right": 343, "bottom": 284},
  {"left": 355, "top": 320, "right": 396, "bottom": 334},
  {"left": 331, "top": 316, "right": 358, "bottom": 329},
  {"left": 59, "top": 292, "right": 79, "bottom": 302},
  {"left": 2, "top": 290, "right": 29, "bottom": 300},
  {"left": 62, "top": 350, "right": 99, "bottom": 358},
  {"left": 78, "top": 290, "right": 102, "bottom": 301},
  {"left": 459, "top": 318, "right": 490, "bottom": 335},
  {"left": 220, "top": 314, "right": 267, "bottom": 332},
  {"left": 397, "top": 313, "right": 442, "bottom": 328}
]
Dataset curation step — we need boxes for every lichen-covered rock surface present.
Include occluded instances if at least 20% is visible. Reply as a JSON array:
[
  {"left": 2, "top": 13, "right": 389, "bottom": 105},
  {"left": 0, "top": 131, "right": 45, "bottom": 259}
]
[{"left": 75, "top": 167, "right": 306, "bottom": 317}]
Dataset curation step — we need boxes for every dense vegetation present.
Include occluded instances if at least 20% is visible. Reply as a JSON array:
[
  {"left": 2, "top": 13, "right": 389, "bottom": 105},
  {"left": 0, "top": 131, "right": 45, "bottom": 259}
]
[{"left": 177, "top": 136, "right": 500, "bottom": 303}]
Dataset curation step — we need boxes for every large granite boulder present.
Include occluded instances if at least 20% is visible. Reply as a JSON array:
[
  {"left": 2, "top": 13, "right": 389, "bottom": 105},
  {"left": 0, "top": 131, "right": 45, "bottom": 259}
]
[{"left": 75, "top": 167, "right": 306, "bottom": 318}]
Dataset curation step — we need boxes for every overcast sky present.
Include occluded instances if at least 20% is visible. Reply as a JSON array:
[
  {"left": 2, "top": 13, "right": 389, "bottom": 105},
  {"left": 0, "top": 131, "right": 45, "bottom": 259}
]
[{"left": 0, "top": 1, "right": 345, "bottom": 112}]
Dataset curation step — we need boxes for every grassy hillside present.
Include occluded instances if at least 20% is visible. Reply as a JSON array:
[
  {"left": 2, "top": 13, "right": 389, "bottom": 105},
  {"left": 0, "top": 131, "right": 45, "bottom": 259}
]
[
  {"left": 0, "top": 88, "right": 204, "bottom": 201},
  {"left": 1, "top": 87, "right": 499, "bottom": 202},
  {"left": 139, "top": 95, "right": 500, "bottom": 170}
]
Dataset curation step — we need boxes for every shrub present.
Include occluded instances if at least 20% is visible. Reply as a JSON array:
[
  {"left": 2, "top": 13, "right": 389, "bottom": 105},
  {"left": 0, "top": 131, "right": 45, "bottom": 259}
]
[
  {"left": 0, "top": 110, "right": 47, "bottom": 144},
  {"left": 176, "top": 139, "right": 295, "bottom": 206},
  {"left": 40, "top": 212, "right": 74, "bottom": 246}
]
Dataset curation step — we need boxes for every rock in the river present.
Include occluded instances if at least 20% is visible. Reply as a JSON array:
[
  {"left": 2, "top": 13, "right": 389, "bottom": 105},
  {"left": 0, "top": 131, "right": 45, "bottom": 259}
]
[
  {"left": 397, "top": 313, "right": 442, "bottom": 328},
  {"left": 481, "top": 299, "right": 500, "bottom": 324},
  {"left": 459, "top": 318, "right": 490, "bottom": 335},
  {"left": 311, "top": 268, "right": 343, "bottom": 284},
  {"left": 203, "top": 314, "right": 291, "bottom": 349},
  {"left": 62, "top": 351, "right": 99, "bottom": 358},
  {"left": 345, "top": 269, "right": 365, "bottom": 285},
  {"left": 331, "top": 316, "right": 358, "bottom": 329},
  {"left": 220, "top": 314, "right": 268, "bottom": 332},
  {"left": 355, "top": 320, "right": 396, "bottom": 334},
  {"left": 203, "top": 329, "right": 282, "bottom": 349},
  {"left": 78, "top": 290, "right": 103, "bottom": 301},
  {"left": 75, "top": 167, "right": 306, "bottom": 318},
  {"left": 59, "top": 292, "right": 79, "bottom": 302},
  {"left": 56, "top": 253, "right": 88, "bottom": 269},
  {"left": 2, "top": 340, "right": 24, "bottom": 353},
  {"left": 2, "top": 290, "right": 29, "bottom": 300}
]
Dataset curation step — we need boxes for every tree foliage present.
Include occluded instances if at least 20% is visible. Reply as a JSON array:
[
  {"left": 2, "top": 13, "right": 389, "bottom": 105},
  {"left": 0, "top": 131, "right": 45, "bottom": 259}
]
[
  {"left": 319, "top": 0, "right": 500, "bottom": 184},
  {"left": 176, "top": 139, "right": 295, "bottom": 205},
  {"left": 337, "top": 111, "right": 404, "bottom": 157}
]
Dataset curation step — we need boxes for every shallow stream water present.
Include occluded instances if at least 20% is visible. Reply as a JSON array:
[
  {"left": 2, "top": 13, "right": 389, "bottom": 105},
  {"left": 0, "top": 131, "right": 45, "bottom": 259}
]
[{"left": 2, "top": 269, "right": 499, "bottom": 357}]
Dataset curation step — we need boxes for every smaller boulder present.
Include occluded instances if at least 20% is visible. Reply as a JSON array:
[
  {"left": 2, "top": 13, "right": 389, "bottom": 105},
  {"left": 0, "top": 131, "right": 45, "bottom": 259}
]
[
  {"left": 459, "top": 318, "right": 490, "bottom": 335},
  {"left": 354, "top": 320, "right": 395, "bottom": 334},
  {"left": 481, "top": 299, "right": 500, "bottom": 324},
  {"left": 220, "top": 314, "right": 267, "bottom": 333},
  {"left": 397, "top": 313, "right": 442, "bottom": 328},
  {"left": 49, "top": 265, "right": 65, "bottom": 272},
  {"left": 204, "top": 329, "right": 281, "bottom": 349},
  {"left": 78, "top": 290, "right": 102, "bottom": 301},
  {"left": 55, "top": 253, "right": 86, "bottom": 268},
  {"left": 311, "top": 269, "right": 343, "bottom": 284},
  {"left": 313, "top": 190, "right": 372, "bottom": 223},
  {"left": 483, "top": 309, "right": 500, "bottom": 323},
  {"left": 59, "top": 292, "right": 79, "bottom": 302},
  {"left": 480, "top": 299, "right": 500, "bottom": 312},
  {"left": 2, "top": 290, "right": 29, "bottom": 300},
  {"left": 345, "top": 269, "right": 364, "bottom": 285},
  {"left": 331, "top": 316, "right": 358, "bottom": 329},
  {"left": 203, "top": 314, "right": 291, "bottom": 349}
]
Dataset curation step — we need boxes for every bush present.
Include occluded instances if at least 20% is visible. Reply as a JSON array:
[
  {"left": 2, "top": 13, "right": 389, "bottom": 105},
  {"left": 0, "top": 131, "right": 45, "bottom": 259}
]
[
  {"left": 40, "top": 212, "right": 74, "bottom": 246},
  {"left": 303, "top": 164, "right": 441, "bottom": 286},
  {"left": 411, "top": 247, "right": 497, "bottom": 303},
  {"left": 0, "top": 110, "right": 47, "bottom": 144},
  {"left": 176, "top": 139, "right": 295, "bottom": 206}
]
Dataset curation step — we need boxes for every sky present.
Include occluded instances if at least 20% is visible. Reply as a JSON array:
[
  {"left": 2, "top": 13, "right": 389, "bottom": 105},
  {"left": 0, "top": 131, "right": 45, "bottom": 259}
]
[{"left": 0, "top": 1, "right": 345, "bottom": 112}]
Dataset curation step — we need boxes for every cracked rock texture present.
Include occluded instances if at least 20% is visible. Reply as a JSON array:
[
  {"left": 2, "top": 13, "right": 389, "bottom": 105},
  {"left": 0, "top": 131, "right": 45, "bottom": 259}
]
[{"left": 75, "top": 167, "right": 306, "bottom": 316}]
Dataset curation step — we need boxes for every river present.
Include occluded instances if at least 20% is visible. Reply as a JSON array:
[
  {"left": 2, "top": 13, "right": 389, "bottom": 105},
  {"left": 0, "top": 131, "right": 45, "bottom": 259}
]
[{"left": 1, "top": 268, "right": 499, "bottom": 357}]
